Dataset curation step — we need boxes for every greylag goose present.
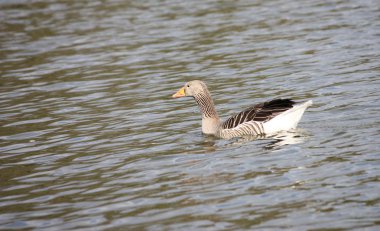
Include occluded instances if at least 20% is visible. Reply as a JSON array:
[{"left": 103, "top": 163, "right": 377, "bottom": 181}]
[{"left": 172, "top": 80, "right": 312, "bottom": 139}]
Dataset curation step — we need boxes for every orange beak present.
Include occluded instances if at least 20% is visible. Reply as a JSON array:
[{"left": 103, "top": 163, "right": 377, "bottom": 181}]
[{"left": 172, "top": 87, "right": 186, "bottom": 98}]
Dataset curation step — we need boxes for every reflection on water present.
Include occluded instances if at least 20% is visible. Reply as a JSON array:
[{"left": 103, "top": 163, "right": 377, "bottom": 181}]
[
  {"left": 1, "top": 0, "right": 380, "bottom": 230},
  {"left": 264, "top": 130, "right": 311, "bottom": 150},
  {"left": 224, "top": 130, "right": 310, "bottom": 150}
]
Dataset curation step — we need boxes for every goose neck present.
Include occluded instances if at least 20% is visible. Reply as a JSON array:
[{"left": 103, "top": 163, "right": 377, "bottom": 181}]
[{"left": 194, "top": 92, "right": 219, "bottom": 120}]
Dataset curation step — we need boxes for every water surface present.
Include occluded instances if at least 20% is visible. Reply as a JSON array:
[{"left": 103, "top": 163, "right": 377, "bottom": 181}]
[{"left": 1, "top": 0, "right": 379, "bottom": 230}]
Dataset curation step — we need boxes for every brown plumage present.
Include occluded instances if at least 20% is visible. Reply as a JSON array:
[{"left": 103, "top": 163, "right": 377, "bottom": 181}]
[{"left": 221, "top": 99, "right": 296, "bottom": 129}]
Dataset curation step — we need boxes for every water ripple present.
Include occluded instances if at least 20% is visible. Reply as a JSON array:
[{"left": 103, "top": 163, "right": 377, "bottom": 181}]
[{"left": 1, "top": 0, "right": 379, "bottom": 230}]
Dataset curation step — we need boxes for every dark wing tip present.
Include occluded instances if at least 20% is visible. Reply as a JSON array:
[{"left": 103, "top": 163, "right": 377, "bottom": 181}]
[{"left": 262, "top": 98, "right": 295, "bottom": 108}]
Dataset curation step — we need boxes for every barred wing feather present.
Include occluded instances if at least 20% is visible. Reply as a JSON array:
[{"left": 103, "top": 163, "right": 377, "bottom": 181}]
[{"left": 221, "top": 99, "right": 295, "bottom": 129}]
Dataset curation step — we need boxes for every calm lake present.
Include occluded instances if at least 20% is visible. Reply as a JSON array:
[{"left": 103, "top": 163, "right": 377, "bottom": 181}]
[{"left": 1, "top": 0, "right": 379, "bottom": 230}]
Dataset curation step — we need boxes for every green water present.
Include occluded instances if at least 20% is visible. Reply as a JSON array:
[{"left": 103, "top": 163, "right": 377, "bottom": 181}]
[{"left": 1, "top": 0, "right": 379, "bottom": 230}]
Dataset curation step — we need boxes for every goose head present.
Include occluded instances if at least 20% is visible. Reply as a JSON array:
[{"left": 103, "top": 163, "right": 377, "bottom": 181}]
[{"left": 172, "top": 80, "right": 207, "bottom": 98}]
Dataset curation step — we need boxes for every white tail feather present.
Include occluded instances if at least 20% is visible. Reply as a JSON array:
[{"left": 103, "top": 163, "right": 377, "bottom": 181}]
[{"left": 263, "top": 100, "right": 312, "bottom": 134}]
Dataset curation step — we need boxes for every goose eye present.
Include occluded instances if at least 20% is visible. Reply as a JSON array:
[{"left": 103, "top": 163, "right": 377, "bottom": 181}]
[{"left": 187, "top": 85, "right": 190, "bottom": 87}]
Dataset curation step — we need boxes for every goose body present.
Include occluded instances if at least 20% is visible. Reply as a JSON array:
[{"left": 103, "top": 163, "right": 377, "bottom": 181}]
[{"left": 172, "top": 80, "right": 312, "bottom": 139}]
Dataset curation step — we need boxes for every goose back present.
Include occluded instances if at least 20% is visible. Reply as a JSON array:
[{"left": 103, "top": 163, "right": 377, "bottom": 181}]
[{"left": 221, "top": 99, "right": 295, "bottom": 129}]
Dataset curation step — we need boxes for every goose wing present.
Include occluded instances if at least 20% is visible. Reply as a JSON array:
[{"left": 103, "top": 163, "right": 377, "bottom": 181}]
[{"left": 221, "top": 99, "right": 295, "bottom": 129}]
